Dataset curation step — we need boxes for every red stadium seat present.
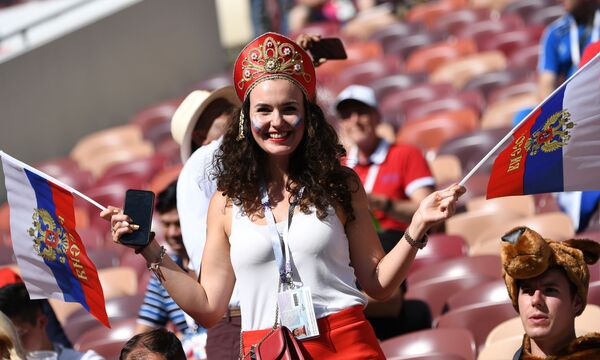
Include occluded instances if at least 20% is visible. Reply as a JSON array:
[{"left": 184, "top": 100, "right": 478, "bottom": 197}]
[
  {"left": 405, "top": 38, "right": 477, "bottom": 74},
  {"left": 369, "top": 73, "right": 427, "bottom": 102},
  {"left": 445, "top": 279, "right": 511, "bottom": 312},
  {"left": 380, "top": 328, "right": 476, "bottom": 360}
]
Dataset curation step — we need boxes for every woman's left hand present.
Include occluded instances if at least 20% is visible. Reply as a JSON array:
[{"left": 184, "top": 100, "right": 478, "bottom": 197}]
[{"left": 413, "top": 184, "right": 465, "bottom": 229}]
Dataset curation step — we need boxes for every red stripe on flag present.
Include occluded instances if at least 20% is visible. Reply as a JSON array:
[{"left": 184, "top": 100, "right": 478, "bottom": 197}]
[
  {"left": 487, "top": 108, "right": 539, "bottom": 199},
  {"left": 49, "top": 183, "right": 110, "bottom": 327}
]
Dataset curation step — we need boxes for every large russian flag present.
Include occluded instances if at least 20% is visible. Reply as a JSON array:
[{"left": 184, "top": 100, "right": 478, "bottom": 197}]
[
  {"left": 1, "top": 152, "right": 109, "bottom": 327},
  {"left": 487, "top": 51, "right": 600, "bottom": 199}
]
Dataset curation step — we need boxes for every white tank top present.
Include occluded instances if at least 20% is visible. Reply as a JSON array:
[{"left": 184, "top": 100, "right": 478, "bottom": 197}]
[{"left": 229, "top": 204, "right": 367, "bottom": 330}]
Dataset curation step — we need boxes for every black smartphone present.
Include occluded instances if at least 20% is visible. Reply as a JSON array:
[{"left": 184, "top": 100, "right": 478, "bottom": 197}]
[
  {"left": 307, "top": 38, "right": 347, "bottom": 62},
  {"left": 120, "top": 189, "right": 155, "bottom": 247}
]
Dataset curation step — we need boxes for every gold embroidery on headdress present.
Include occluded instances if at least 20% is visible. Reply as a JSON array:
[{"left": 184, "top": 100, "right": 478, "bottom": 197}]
[{"left": 237, "top": 36, "right": 312, "bottom": 96}]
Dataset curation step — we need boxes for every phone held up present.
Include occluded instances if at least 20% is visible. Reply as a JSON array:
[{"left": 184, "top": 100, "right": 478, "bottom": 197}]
[
  {"left": 307, "top": 37, "right": 347, "bottom": 64},
  {"left": 120, "top": 189, "right": 155, "bottom": 247}
]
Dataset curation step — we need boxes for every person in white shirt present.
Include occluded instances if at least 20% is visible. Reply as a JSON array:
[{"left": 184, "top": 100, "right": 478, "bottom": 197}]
[{"left": 169, "top": 86, "right": 241, "bottom": 359}]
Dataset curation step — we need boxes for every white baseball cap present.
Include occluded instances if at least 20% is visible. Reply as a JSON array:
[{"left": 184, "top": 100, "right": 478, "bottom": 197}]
[{"left": 335, "top": 85, "right": 378, "bottom": 111}]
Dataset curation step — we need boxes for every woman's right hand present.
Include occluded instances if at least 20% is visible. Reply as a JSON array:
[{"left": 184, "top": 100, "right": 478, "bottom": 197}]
[{"left": 99, "top": 206, "right": 138, "bottom": 245}]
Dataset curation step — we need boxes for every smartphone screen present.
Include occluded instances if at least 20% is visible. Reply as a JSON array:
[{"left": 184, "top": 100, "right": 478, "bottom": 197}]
[
  {"left": 120, "top": 189, "right": 155, "bottom": 247},
  {"left": 307, "top": 38, "right": 347, "bottom": 62}
]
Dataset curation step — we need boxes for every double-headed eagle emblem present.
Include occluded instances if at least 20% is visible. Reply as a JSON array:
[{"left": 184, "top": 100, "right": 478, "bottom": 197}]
[
  {"left": 524, "top": 109, "right": 575, "bottom": 156},
  {"left": 28, "top": 208, "right": 68, "bottom": 264}
]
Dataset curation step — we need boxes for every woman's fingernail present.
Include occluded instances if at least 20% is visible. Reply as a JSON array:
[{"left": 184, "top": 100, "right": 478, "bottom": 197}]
[{"left": 130, "top": 224, "right": 140, "bottom": 230}]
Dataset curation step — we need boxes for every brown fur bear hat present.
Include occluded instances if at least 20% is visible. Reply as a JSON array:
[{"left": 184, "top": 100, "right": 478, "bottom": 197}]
[{"left": 501, "top": 226, "right": 600, "bottom": 315}]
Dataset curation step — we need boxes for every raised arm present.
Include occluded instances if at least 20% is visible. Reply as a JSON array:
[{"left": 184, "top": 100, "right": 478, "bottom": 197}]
[
  {"left": 100, "top": 192, "right": 235, "bottom": 327},
  {"left": 346, "top": 182, "right": 464, "bottom": 300}
]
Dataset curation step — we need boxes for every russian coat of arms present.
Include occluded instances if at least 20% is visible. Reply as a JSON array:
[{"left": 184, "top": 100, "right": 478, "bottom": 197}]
[
  {"left": 28, "top": 208, "right": 68, "bottom": 264},
  {"left": 524, "top": 109, "right": 575, "bottom": 156}
]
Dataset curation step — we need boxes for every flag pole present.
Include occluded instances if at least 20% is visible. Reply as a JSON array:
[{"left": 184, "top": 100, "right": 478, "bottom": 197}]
[
  {"left": 459, "top": 50, "right": 600, "bottom": 186},
  {"left": 0, "top": 151, "right": 107, "bottom": 212}
]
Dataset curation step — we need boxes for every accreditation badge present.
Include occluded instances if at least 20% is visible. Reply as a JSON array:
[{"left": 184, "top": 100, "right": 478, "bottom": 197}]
[{"left": 277, "top": 286, "right": 320, "bottom": 340}]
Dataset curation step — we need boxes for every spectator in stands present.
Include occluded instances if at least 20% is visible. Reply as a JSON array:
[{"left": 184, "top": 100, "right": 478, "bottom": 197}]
[
  {"left": 0, "top": 283, "right": 103, "bottom": 360},
  {"left": 105, "top": 32, "right": 464, "bottom": 358},
  {"left": 335, "top": 84, "right": 435, "bottom": 252},
  {"left": 334, "top": 84, "right": 435, "bottom": 339},
  {"left": 170, "top": 87, "right": 241, "bottom": 360},
  {"left": 0, "top": 310, "right": 26, "bottom": 360},
  {"left": 0, "top": 268, "right": 72, "bottom": 349},
  {"left": 250, "top": 0, "right": 294, "bottom": 36},
  {"left": 537, "top": 0, "right": 600, "bottom": 100},
  {"left": 119, "top": 328, "right": 185, "bottom": 360},
  {"left": 500, "top": 226, "right": 600, "bottom": 358},
  {"left": 136, "top": 179, "right": 206, "bottom": 359}
]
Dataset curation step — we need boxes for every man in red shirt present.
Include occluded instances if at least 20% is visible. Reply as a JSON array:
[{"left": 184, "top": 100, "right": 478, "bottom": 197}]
[{"left": 336, "top": 85, "right": 435, "bottom": 251}]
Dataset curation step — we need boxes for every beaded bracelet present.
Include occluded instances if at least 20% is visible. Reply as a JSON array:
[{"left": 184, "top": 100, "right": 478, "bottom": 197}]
[
  {"left": 147, "top": 246, "right": 167, "bottom": 282},
  {"left": 404, "top": 231, "right": 428, "bottom": 250}
]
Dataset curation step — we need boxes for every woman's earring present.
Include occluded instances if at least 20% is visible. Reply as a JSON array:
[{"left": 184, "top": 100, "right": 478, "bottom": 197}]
[{"left": 236, "top": 111, "right": 245, "bottom": 141}]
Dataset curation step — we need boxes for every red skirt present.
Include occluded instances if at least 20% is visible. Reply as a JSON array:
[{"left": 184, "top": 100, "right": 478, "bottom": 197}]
[{"left": 241, "top": 305, "right": 385, "bottom": 359}]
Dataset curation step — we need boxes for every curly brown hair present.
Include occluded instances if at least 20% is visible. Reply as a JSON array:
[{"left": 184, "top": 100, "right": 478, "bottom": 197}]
[{"left": 214, "top": 96, "right": 359, "bottom": 222}]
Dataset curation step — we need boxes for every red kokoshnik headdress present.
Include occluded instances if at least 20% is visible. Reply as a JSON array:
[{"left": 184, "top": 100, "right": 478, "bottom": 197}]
[{"left": 233, "top": 32, "right": 316, "bottom": 102}]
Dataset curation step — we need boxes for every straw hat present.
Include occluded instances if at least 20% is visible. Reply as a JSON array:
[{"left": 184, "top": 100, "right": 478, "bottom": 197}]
[{"left": 170, "top": 86, "right": 240, "bottom": 162}]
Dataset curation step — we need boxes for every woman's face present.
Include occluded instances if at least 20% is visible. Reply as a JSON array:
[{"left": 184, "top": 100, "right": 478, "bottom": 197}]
[{"left": 248, "top": 79, "right": 305, "bottom": 159}]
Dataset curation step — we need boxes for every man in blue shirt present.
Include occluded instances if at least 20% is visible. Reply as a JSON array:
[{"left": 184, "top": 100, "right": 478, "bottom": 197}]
[{"left": 537, "top": 0, "right": 600, "bottom": 100}]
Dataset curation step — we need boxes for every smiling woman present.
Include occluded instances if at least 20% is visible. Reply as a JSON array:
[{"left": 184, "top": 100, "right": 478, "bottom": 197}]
[{"left": 104, "top": 32, "right": 465, "bottom": 360}]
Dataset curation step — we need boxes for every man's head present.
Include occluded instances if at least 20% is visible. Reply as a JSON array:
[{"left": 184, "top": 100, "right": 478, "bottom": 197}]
[
  {"left": 562, "top": 0, "right": 597, "bottom": 18},
  {"left": 170, "top": 86, "right": 240, "bottom": 162},
  {"left": 0, "top": 283, "right": 51, "bottom": 352},
  {"left": 335, "top": 85, "right": 381, "bottom": 148},
  {"left": 155, "top": 180, "right": 184, "bottom": 257},
  {"left": 119, "top": 328, "right": 186, "bottom": 360},
  {"left": 501, "top": 227, "right": 600, "bottom": 344}
]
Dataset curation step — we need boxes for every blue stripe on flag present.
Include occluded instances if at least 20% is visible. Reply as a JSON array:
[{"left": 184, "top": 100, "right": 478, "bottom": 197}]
[
  {"left": 24, "top": 169, "right": 89, "bottom": 308},
  {"left": 523, "top": 86, "right": 566, "bottom": 194}
]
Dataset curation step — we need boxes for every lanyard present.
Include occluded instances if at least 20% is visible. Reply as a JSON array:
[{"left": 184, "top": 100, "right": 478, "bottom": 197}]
[
  {"left": 260, "top": 184, "right": 303, "bottom": 288},
  {"left": 569, "top": 10, "right": 600, "bottom": 67}
]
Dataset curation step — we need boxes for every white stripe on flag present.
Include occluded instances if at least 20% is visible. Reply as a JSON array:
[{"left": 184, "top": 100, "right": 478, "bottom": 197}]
[
  {"left": 562, "top": 52, "right": 600, "bottom": 191},
  {"left": 2, "top": 157, "right": 65, "bottom": 300}
]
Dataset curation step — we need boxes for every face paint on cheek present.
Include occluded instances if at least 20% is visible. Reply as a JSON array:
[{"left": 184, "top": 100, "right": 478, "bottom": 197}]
[
  {"left": 292, "top": 117, "right": 304, "bottom": 129},
  {"left": 250, "top": 117, "right": 266, "bottom": 134}
]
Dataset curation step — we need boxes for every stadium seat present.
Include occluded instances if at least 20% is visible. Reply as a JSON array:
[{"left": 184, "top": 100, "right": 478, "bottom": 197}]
[
  {"left": 407, "top": 277, "right": 497, "bottom": 318},
  {"left": 501, "top": 0, "right": 557, "bottom": 19},
  {"left": 379, "top": 327, "right": 476, "bottom": 360},
  {"left": 430, "top": 51, "right": 507, "bottom": 89},
  {"left": 408, "top": 254, "right": 502, "bottom": 285},
  {"left": 74, "top": 318, "right": 137, "bottom": 354},
  {"left": 434, "top": 302, "right": 516, "bottom": 351},
  {"left": 508, "top": 44, "right": 540, "bottom": 71},
  {"left": 455, "top": 14, "right": 524, "bottom": 49},
  {"left": 445, "top": 209, "right": 522, "bottom": 246},
  {"left": 94, "top": 154, "right": 168, "bottom": 188},
  {"left": 403, "top": 90, "right": 485, "bottom": 119},
  {"left": 405, "top": 0, "right": 468, "bottom": 29},
  {"left": 429, "top": 154, "right": 462, "bottom": 185},
  {"left": 436, "top": 127, "right": 512, "bottom": 175},
  {"left": 97, "top": 266, "right": 139, "bottom": 300},
  {"left": 129, "top": 98, "right": 181, "bottom": 131},
  {"left": 432, "top": 7, "right": 492, "bottom": 35},
  {"left": 380, "top": 83, "right": 455, "bottom": 117},
  {"left": 70, "top": 125, "right": 144, "bottom": 164},
  {"left": 411, "top": 233, "right": 468, "bottom": 274},
  {"left": 396, "top": 109, "right": 479, "bottom": 155},
  {"left": 405, "top": 38, "right": 477, "bottom": 74},
  {"left": 385, "top": 32, "right": 446, "bottom": 60},
  {"left": 148, "top": 164, "right": 182, "bottom": 195},
  {"left": 526, "top": 4, "right": 565, "bottom": 25},
  {"left": 488, "top": 79, "right": 538, "bottom": 104},
  {"left": 86, "top": 248, "right": 121, "bottom": 269},
  {"left": 466, "top": 194, "right": 536, "bottom": 216},
  {"left": 477, "top": 26, "right": 544, "bottom": 58},
  {"left": 480, "top": 93, "right": 538, "bottom": 129},
  {"left": 463, "top": 68, "right": 531, "bottom": 100},
  {"left": 477, "top": 336, "right": 522, "bottom": 360},
  {"left": 336, "top": 56, "right": 403, "bottom": 91},
  {"left": 588, "top": 281, "right": 600, "bottom": 306},
  {"left": 444, "top": 279, "right": 510, "bottom": 312},
  {"left": 369, "top": 73, "right": 428, "bottom": 102},
  {"left": 369, "top": 22, "right": 423, "bottom": 49}
]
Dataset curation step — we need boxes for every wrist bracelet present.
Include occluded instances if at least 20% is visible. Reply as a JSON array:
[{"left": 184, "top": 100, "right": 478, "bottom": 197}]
[
  {"left": 147, "top": 246, "right": 167, "bottom": 282},
  {"left": 404, "top": 231, "right": 428, "bottom": 250}
]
